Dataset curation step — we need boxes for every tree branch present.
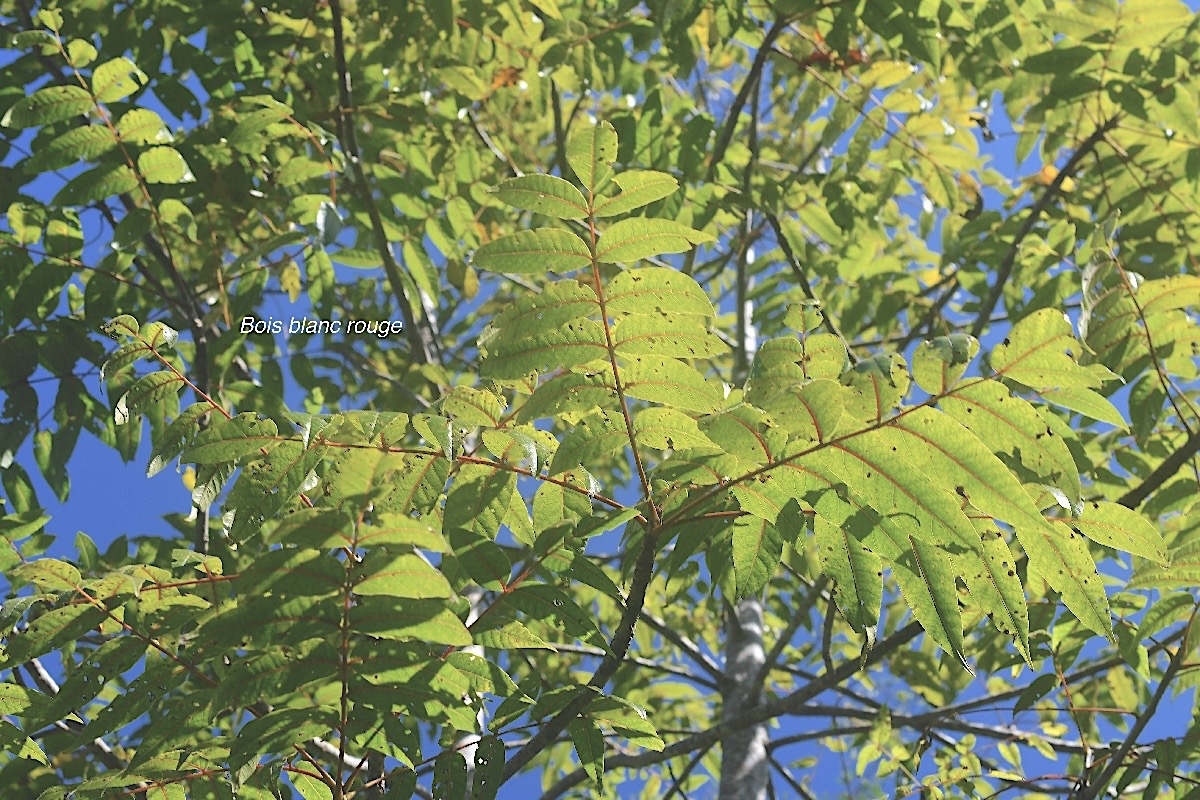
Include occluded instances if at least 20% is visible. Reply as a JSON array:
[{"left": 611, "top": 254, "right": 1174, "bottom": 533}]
[
  {"left": 969, "top": 118, "right": 1118, "bottom": 339},
  {"left": 327, "top": 0, "right": 441, "bottom": 365},
  {"left": 761, "top": 209, "right": 857, "bottom": 363},
  {"left": 537, "top": 622, "right": 923, "bottom": 799},
  {"left": 500, "top": 526, "right": 659, "bottom": 782},
  {"left": 1118, "top": 428, "right": 1200, "bottom": 508},
  {"left": 706, "top": 18, "right": 788, "bottom": 182},
  {"left": 1076, "top": 617, "right": 1192, "bottom": 799}
]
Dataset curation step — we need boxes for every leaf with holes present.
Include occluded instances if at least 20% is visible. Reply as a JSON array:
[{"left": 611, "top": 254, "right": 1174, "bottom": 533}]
[
  {"left": 481, "top": 318, "right": 608, "bottom": 379},
  {"left": 567, "top": 120, "right": 618, "bottom": 191},
  {"left": 1070, "top": 501, "right": 1167, "bottom": 564},
  {"left": 612, "top": 314, "right": 725, "bottom": 358},
  {"left": 596, "top": 219, "right": 714, "bottom": 263},
  {"left": 990, "top": 309, "right": 1107, "bottom": 389},
  {"left": 633, "top": 407, "right": 719, "bottom": 451},
  {"left": 940, "top": 379, "right": 1081, "bottom": 505},
  {"left": 548, "top": 410, "right": 628, "bottom": 474},
  {"left": 620, "top": 357, "right": 721, "bottom": 413},
  {"left": 758, "top": 379, "right": 844, "bottom": 442},
  {"left": 606, "top": 267, "right": 714, "bottom": 316},
  {"left": 812, "top": 493, "right": 882, "bottom": 635}
]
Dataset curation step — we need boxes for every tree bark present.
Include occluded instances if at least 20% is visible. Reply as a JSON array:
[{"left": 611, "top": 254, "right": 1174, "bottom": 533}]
[{"left": 719, "top": 598, "right": 769, "bottom": 800}]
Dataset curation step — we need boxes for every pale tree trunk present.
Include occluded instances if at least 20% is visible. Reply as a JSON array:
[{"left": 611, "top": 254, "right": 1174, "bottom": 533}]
[
  {"left": 456, "top": 585, "right": 486, "bottom": 798},
  {"left": 719, "top": 597, "right": 769, "bottom": 800}
]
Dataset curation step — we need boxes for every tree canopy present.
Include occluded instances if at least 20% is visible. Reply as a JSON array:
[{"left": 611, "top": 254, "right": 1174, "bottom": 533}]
[{"left": 2, "top": 0, "right": 1200, "bottom": 797}]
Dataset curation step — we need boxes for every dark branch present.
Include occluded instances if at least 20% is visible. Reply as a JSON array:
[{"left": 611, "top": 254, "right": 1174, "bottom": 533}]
[
  {"left": 1118, "top": 428, "right": 1200, "bottom": 508},
  {"left": 970, "top": 118, "right": 1118, "bottom": 339},
  {"left": 328, "top": 0, "right": 441, "bottom": 365},
  {"left": 501, "top": 527, "right": 659, "bottom": 782}
]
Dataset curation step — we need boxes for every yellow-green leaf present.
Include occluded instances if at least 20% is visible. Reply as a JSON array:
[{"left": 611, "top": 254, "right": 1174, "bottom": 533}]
[
  {"left": 596, "top": 218, "right": 714, "bottom": 263},
  {"left": 473, "top": 228, "right": 591, "bottom": 273},
  {"left": 91, "top": 57, "right": 147, "bottom": 103},
  {"left": 137, "top": 146, "right": 193, "bottom": 184},
  {"left": 491, "top": 174, "right": 589, "bottom": 219},
  {"left": 1, "top": 85, "right": 92, "bottom": 128},
  {"left": 592, "top": 169, "right": 680, "bottom": 217},
  {"left": 1070, "top": 501, "right": 1167, "bottom": 564},
  {"left": 567, "top": 120, "right": 618, "bottom": 192}
]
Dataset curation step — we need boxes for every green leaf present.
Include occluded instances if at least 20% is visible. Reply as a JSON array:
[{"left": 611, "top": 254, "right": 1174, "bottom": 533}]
[
  {"left": 354, "top": 552, "right": 452, "bottom": 598},
  {"left": 481, "top": 318, "right": 608, "bottom": 379},
  {"left": 620, "top": 357, "right": 721, "bottom": 413},
  {"left": 137, "top": 146, "right": 194, "bottom": 184},
  {"left": 516, "top": 372, "right": 616, "bottom": 422},
  {"left": 442, "top": 386, "right": 506, "bottom": 426},
  {"left": 912, "top": 334, "right": 979, "bottom": 394},
  {"left": 146, "top": 403, "right": 211, "bottom": 477},
  {"left": 116, "top": 108, "right": 170, "bottom": 144},
  {"left": 592, "top": 170, "right": 680, "bottom": 217},
  {"left": 548, "top": 410, "right": 628, "bottom": 474},
  {"left": 758, "top": 379, "right": 844, "bottom": 442},
  {"left": 892, "top": 535, "right": 970, "bottom": 669},
  {"left": 633, "top": 407, "right": 718, "bottom": 450},
  {"left": 2, "top": 85, "right": 92, "bottom": 128},
  {"left": 433, "top": 750, "right": 469, "bottom": 800},
  {"left": 813, "top": 497, "right": 882, "bottom": 635},
  {"left": 229, "top": 706, "right": 337, "bottom": 773},
  {"left": 612, "top": 314, "right": 725, "bottom": 358},
  {"left": 1017, "top": 520, "right": 1113, "bottom": 639},
  {"left": 507, "top": 583, "right": 608, "bottom": 649},
  {"left": 113, "top": 371, "right": 186, "bottom": 425},
  {"left": 472, "top": 735, "right": 505, "bottom": 800},
  {"left": 595, "top": 218, "right": 714, "bottom": 263},
  {"left": 732, "top": 516, "right": 785, "bottom": 597},
  {"left": 570, "top": 718, "right": 605, "bottom": 793},
  {"left": 228, "top": 106, "right": 292, "bottom": 152},
  {"left": 91, "top": 57, "right": 147, "bottom": 102},
  {"left": 990, "top": 309, "right": 1105, "bottom": 389},
  {"left": 481, "top": 280, "right": 598, "bottom": 351},
  {"left": 606, "top": 267, "right": 714, "bottom": 316},
  {"left": 491, "top": 174, "right": 589, "bottom": 219},
  {"left": 811, "top": 431, "right": 978, "bottom": 551},
  {"left": 52, "top": 163, "right": 140, "bottom": 205},
  {"left": 587, "top": 695, "right": 664, "bottom": 751},
  {"left": 182, "top": 413, "right": 280, "bottom": 464},
  {"left": 940, "top": 379, "right": 1081, "bottom": 505},
  {"left": 24, "top": 125, "right": 118, "bottom": 173},
  {"left": 1071, "top": 501, "right": 1167, "bottom": 564},
  {"left": 445, "top": 464, "right": 516, "bottom": 589},
  {"left": 292, "top": 773, "right": 333, "bottom": 800},
  {"left": 350, "top": 596, "right": 472, "bottom": 646},
  {"left": 0, "top": 721, "right": 48, "bottom": 765},
  {"left": 567, "top": 120, "right": 618, "bottom": 192},
  {"left": 959, "top": 521, "right": 1031, "bottom": 663},
  {"left": 473, "top": 617, "right": 556, "bottom": 650},
  {"left": 841, "top": 353, "right": 909, "bottom": 421},
  {"left": 473, "top": 228, "right": 591, "bottom": 273},
  {"left": 1037, "top": 386, "right": 1127, "bottom": 428}
]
